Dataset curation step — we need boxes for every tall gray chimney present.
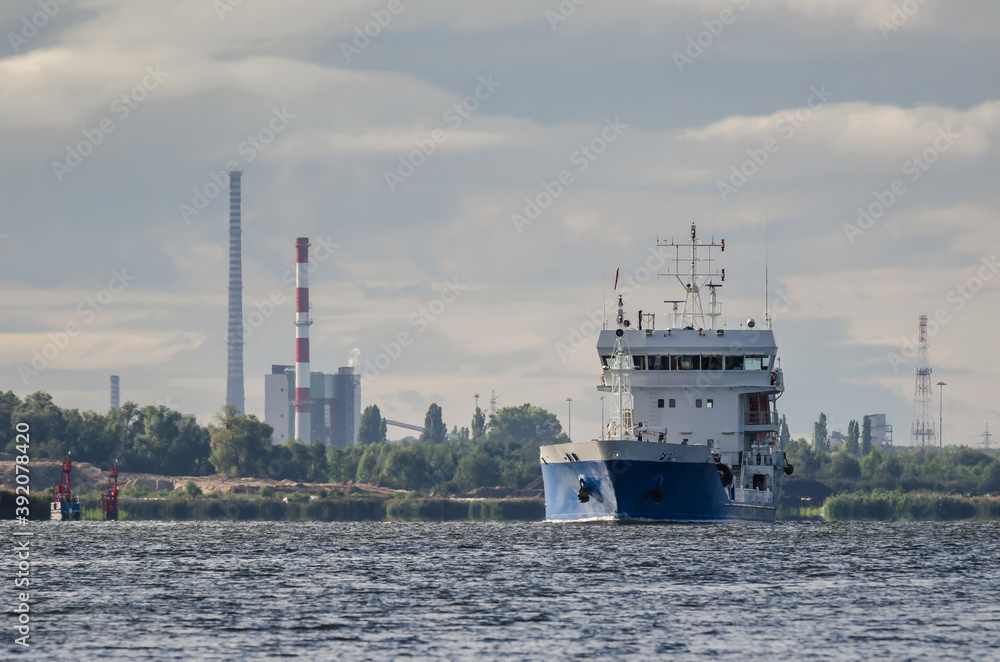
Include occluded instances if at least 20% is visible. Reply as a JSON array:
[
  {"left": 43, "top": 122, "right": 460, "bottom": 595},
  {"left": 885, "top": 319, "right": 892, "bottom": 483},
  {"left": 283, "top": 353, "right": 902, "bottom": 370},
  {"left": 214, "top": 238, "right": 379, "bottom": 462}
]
[
  {"left": 110, "top": 375, "right": 120, "bottom": 411},
  {"left": 226, "top": 169, "right": 245, "bottom": 415}
]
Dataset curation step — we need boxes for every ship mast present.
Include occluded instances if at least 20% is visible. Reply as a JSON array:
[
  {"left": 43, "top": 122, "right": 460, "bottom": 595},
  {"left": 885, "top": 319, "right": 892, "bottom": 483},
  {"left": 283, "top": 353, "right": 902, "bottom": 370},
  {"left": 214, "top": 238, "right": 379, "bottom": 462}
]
[
  {"left": 658, "top": 224, "right": 725, "bottom": 330},
  {"left": 607, "top": 294, "right": 635, "bottom": 441}
]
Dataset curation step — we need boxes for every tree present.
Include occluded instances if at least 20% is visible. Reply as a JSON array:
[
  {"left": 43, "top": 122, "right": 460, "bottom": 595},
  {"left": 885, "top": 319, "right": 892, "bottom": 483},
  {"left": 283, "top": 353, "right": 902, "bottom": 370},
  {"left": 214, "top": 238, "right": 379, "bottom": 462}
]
[
  {"left": 274, "top": 439, "right": 311, "bottom": 481},
  {"left": 786, "top": 438, "right": 822, "bottom": 476},
  {"left": 175, "top": 416, "right": 213, "bottom": 476},
  {"left": 131, "top": 406, "right": 179, "bottom": 473},
  {"left": 779, "top": 415, "right": 791, "bottom": 448},
  {"left": 108, "top": 402, "right": 143, "bottom": 467},
  {"left": 980, "top": 459, "right": 1000, "bottom": 494},
  {"left": 130, "top": 406, "right": 210, "bottom": 475},
  {"left": 11, "top": 392, "right": 74, "bottom": 459},
  {"left": 358, "top": 404, "right": 387, "bottom": 445},
  {"left": 378, "top": 444, "right": 430, "bottom": 490},
  {"left": 831, "top": 453, "right": 861, "bottom": 480},
  {"left": 471, "top": 406, "right": 486, "bottom": 440},
  {"left": 306, "top": 439, "right": 329, "bottom": 482},
  {"left": 813, "top": 413, "right": 828, "bottom": 451},
  {"left": 355, "top": 444, "right": 383, "bottom": 483},
  {"left": 454, "top": 449, "right": 500, "bottom": 492},
  {"left": 844, "top": 420, "right": 860, "bottom": 456},
  {"left": 208, "top": 404, "right": 273, "bottom": 477},
  {"left": 860, "top": 448, "right": 883, "bottom": 479},
  {"left": 0, "top": 390, "right": 21, "bottom": 449},
  {"left": 76, "top": 410, "right": 117, "bottom": 468},
  {"left": 421, "top": 442, "right": 460, "bottom": 490},
  {"left": 327, "top": 445, "right": 364, "bottom": 483},
  {"left": 882, "top": 454, "right": 904, "bottom": 479},
  {"left": 861, "top": 415, "right": 872, "bottom": 456},
  {"left": 420, "top": 403, "right": 446, "bottom": 444},
  {"left": 485, "top": 404, "right": 562, "bottom": 445}
]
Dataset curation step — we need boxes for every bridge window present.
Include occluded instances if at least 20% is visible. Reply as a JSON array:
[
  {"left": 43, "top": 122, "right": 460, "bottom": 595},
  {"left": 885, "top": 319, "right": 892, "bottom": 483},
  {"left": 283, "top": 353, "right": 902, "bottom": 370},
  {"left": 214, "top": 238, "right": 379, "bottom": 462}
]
[
  {"left": 632, "top": 355, "right": 646, "bottom": 370},
  {"left": 702, "top": 355, "right": 723, "bottom": 370},
  {"left": 725, "top": 356, "right": 744, "bottom": 370},
  {"left": 745, "top": 355, "right": 770, "bottom": 371},
  {"left": 677, "top": 355, "right": 700, "bottom": 370}
]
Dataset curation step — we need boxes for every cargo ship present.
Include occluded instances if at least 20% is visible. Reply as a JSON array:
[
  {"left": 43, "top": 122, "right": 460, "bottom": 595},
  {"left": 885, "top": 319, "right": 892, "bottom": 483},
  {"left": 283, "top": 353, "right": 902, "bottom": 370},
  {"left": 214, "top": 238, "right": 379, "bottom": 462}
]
[{"left": 541, "top": 225, "right": 792, "bottom": 522}]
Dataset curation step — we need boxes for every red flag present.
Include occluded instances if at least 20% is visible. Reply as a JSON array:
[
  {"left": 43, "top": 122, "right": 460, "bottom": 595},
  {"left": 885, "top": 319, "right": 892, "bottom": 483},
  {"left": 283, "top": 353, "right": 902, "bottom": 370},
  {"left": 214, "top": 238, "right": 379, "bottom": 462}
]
[{"left": 613, "top": 268, "right": 619, "bottom": 291}]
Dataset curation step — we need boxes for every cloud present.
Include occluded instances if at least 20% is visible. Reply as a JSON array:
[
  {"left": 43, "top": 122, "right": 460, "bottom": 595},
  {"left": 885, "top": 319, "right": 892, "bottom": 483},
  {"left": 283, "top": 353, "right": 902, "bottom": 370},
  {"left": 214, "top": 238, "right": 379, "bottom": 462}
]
[
  {"left": 1, "top": 0, "right": 999, "bottom": 446},
  {"left": 684, "top": 100, "right": 997, "bottom": 159}
]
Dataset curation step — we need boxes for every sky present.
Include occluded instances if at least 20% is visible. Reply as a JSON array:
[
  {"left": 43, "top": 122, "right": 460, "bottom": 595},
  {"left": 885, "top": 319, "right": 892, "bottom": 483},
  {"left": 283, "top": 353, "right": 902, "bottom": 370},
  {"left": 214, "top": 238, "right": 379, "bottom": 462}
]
[{"left": 1, "top": 0, "right": 998, "bottom": 447}]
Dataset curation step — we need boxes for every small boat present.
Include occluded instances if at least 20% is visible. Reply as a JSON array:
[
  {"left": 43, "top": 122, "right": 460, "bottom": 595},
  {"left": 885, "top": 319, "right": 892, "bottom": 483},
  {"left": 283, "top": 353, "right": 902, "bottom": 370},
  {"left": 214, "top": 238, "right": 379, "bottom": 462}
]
[{"left": 50, "top": 454, "right": 82, "bottom": 521}]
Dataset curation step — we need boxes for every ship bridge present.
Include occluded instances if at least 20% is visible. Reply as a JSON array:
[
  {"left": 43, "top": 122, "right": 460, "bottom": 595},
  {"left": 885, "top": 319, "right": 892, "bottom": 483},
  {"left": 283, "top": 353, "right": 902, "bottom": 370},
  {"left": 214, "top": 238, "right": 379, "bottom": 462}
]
[
  {"left": 593, "top": 223, "right": 783, "bottom": 459},
  {"left": 596, "top": 324, "right": 782, "bottom": 457}
]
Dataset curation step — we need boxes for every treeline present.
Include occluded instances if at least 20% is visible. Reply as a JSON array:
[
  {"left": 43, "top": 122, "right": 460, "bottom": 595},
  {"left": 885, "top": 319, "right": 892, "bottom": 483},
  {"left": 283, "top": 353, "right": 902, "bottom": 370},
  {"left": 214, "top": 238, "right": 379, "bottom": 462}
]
[
  {"left": 1, "top": 391, "right": 564, "bottom": 494},
  {"left": 823, "top": 491, "right": 1000, "bottom": 521},
  {"left": 1, "top": 391, "right": 213, "bottom": 476},
  {"left": 328, "top": 403, "right": 563, "bottom": 493},
  {"left": 785, "top": 411, "right": 1000, "bottom": 496}
]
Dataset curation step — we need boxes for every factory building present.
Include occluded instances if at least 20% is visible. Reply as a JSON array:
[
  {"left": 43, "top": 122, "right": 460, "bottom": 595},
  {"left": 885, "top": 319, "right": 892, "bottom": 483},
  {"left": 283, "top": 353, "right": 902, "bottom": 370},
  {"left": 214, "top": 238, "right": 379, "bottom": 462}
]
[
  {"left": 264, "top": 365, "right": 360, "bottom": 448},
  {"left": 867, "top": 413, "right": 893, "bottom": 448}
]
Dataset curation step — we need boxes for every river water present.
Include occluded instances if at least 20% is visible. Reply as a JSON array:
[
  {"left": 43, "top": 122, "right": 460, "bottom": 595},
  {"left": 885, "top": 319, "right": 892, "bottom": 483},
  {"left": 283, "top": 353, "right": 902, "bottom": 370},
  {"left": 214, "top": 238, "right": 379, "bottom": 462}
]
[{"left": 5, "top": 521, "right": 999, "bottom": 660}]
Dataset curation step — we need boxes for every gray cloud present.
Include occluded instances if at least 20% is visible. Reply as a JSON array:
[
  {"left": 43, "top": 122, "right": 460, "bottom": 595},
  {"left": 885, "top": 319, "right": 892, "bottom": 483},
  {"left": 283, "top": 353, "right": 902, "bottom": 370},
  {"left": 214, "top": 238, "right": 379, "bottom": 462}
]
[{"left": 1, "top": 0, "right": 997, "bottom": 445}]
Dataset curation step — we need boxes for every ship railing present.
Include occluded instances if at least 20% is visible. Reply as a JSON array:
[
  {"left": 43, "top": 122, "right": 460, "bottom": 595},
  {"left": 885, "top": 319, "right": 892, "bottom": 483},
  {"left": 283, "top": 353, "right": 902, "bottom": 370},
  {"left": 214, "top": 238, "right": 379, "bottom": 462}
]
[
  {"left": 733, "top": 488, "right": 774, "bottom": 505},
  {"left": 745, "top": 411, "right": 775, "bottom": 426}
]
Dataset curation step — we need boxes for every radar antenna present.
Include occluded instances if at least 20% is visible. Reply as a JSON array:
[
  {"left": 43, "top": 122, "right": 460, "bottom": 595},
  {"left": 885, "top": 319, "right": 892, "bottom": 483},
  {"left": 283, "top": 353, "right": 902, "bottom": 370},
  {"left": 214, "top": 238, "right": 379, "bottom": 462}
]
[{"left": 658, "top": 223, "right": 725, "bottom": 330}]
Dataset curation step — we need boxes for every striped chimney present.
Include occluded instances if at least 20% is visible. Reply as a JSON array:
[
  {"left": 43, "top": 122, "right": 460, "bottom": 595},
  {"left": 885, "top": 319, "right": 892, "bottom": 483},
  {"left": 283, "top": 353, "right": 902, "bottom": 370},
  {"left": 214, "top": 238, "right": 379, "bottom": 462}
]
[{"left": 294, "top": 237, "right": 312, "bottom": 441}]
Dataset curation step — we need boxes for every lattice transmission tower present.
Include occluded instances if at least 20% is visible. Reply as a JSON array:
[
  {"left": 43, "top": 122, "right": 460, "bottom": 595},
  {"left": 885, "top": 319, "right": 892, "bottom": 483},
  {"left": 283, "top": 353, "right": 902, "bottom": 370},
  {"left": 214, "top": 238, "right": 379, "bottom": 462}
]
[{"left": 909, "top": 314, "right": 936, "bottom": 446}]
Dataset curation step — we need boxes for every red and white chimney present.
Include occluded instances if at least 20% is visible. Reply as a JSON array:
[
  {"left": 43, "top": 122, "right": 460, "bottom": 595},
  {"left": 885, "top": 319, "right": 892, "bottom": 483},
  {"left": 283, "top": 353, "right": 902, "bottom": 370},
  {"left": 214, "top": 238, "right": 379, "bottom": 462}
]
[{"left": 294, "top": 237, "right": 311, "bottom": 441}]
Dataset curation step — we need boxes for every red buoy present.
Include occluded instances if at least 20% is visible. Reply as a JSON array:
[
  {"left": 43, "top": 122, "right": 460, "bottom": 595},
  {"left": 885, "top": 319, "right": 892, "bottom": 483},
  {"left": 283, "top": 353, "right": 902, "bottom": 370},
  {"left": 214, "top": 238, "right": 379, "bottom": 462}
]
[{"left": 100, "top": 460, "right": 120, "bottom": 521}]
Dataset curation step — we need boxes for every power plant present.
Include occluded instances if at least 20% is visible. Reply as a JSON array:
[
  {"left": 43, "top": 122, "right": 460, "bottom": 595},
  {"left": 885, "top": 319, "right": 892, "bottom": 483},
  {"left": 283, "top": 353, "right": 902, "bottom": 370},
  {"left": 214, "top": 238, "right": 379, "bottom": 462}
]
[
  {"left": 261, "top": 237, "right": 359, "bottom": 447},
  {"left": 226, "top": 169, "right": 245, "bottom": 415},
  {"left": 265, "top": 364, "right": 359, "bottom": 447},
  {"left": 219, "top": 187, "right": 359, "bottom": 445}
]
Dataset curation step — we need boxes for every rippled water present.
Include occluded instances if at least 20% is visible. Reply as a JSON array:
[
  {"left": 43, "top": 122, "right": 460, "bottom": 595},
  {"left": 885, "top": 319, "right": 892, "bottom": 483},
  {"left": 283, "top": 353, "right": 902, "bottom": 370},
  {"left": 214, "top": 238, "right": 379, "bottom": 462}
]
[{"left": 5, "top": 521, "right": 1000, "bottom": 660}]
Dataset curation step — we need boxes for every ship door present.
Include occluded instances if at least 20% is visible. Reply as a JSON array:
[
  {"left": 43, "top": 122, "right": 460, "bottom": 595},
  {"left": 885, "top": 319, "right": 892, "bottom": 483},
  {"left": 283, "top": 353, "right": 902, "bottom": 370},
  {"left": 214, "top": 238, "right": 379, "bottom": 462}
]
[
  {"left": 744, "top": 393, "right": 771, "bottom": 426},
  {"left": 648, "top": 392, "right": 660, "bottom": 430}
]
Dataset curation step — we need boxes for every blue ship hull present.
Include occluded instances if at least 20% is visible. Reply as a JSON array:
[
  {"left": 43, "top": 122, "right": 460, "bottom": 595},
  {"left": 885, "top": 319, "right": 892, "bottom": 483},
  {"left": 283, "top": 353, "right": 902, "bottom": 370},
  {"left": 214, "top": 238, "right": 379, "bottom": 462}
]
[
  {"left": 542, "top": 459, "right": 775, "bottom": 522},
  {"left": 50, "top": 502, "right": 81, "bottom": 521}
]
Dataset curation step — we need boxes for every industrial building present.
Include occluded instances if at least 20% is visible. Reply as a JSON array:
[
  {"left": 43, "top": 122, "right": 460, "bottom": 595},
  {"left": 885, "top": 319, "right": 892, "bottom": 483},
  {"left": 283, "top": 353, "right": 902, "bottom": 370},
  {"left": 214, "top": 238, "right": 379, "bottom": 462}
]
[
  {"left": 264, "top": 365, "right": 360, "bottom": 448},
  {"left": 866, "top": 413, "right": 893, "bottom": 448}
]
